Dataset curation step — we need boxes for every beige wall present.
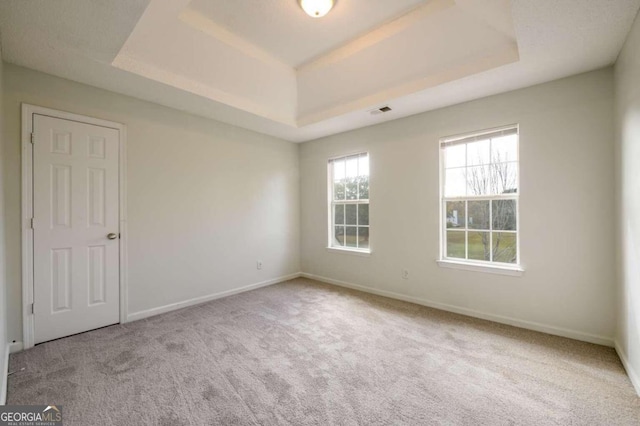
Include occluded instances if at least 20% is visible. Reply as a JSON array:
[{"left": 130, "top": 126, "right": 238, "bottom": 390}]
[
  {"left": 300, "top": 69, "right": 616, "bottom": 344},
  {"left": 2, "top": 64, "right": 301, "bottom": 343},
  {"left": 615, "top": 10, "right": 640, "bottom": 394},
  {"left": 0, "top": 59, "right": 622, "bottom": 365}
]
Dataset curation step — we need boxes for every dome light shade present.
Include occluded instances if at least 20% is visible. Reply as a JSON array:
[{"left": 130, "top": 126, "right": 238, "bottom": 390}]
[{"left": 299, "top": 0, "right": 335, "bottom": 18}]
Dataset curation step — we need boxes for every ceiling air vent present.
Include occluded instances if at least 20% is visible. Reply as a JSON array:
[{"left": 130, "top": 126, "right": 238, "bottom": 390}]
[{"left": 370, "top": 106, "right": 392, "bottom": 115}]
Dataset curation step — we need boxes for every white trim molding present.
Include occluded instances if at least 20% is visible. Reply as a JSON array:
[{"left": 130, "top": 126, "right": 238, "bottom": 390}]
[
  {"left": 300, "top": 272, "right": 614, "bottom": 347},
  {"left": 127, "top": 273, "right": 302, "bottom": 322},
  {"left": 21, "top": 104, "right": 128, "bottom": 350},
  {"left": 326, "top": 247, "right": 371, "bottom": 257},
  {"left": 615, "top": 341, "right": 640, "bottom": 397},
  {"left": 436, "top": 259, "right": 524, "bottom": 276},
  {"left": 1, "top": 343, "right": 26, "bottom": 405}
]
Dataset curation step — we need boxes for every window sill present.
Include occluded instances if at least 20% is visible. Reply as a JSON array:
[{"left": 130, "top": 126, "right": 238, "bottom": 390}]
[
  {"left": 326, "top": 247, "right": 371, "bottom": 257},
  {"left": 436, "top": 259, "right": 524, "bottom": 276}
]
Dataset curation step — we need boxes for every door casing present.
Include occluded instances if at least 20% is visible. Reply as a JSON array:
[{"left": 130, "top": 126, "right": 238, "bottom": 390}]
[{"left": 21, "top": 104, "right": 128, "bottom": 350}]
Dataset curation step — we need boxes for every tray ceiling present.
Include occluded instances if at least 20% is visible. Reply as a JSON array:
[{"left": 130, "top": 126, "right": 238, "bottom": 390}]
[{"left": 112, "top": 0, "right": 519, "bottom": 127}]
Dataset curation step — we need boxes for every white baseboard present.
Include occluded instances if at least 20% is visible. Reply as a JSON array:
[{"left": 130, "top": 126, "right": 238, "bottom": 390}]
[
  {"left": 9, "top": 342, "right": 23, "bottom": 354},
  {"left": 1, "top": 345, "right": 8, "bottom": 405},
  {"left": 301, "top": 273, "right": 614, "bottom": 347},
  {"left": 127, "top": 272, "right": 302, "bottom": 322},
  {"left": 1, "top": 342, "right": 26, "bottom": 405},
  {"left": 615, "top": 340, "right": 640, "bottom": 396}
]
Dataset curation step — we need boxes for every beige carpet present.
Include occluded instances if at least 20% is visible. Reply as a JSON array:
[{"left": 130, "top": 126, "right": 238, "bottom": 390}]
[{"left": 7, "top": 278, "right": 640, "bottom": 425}]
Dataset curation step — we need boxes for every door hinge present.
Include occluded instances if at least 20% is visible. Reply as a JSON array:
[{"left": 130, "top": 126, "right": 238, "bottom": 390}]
[
  {"left": 30, "top": 133, "right": 34, "bottom": 144},
  {"left": 30, "top": 303, "right": 34, "bottom": 315},
  {"left": 30, "top": 218, "right": 34, "bottom": 229}
]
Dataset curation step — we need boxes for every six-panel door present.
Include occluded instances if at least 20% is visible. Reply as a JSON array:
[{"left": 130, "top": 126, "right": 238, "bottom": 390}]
[{"left": 33, "top": 114, "right": 120, "bottom": 344}]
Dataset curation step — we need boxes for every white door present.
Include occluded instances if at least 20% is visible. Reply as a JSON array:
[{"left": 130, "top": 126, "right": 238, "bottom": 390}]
[{"left": 32, "top": 114, "right": 120, "bottom": 344}]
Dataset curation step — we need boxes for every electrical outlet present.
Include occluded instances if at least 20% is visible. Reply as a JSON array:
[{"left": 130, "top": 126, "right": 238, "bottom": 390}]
[
  {"left": 402, "top": 269, "right": 409, "bottom": 280},
  {"left": 257, "top": 261, "right": 263, "bottom": 270}
]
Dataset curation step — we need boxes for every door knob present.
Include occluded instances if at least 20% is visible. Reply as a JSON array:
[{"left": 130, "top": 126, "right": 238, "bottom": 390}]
[{"left": 107, "top": 233, "right": 118, "bottom": 240}]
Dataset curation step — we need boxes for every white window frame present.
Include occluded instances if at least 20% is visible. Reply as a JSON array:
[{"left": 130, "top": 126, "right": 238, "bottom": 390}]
[
  {"left": 437, "top": 125, "right": 523, "bottom": 275},
  {"left": 327, "top": 152, "right": 371, "bottom": 255}
]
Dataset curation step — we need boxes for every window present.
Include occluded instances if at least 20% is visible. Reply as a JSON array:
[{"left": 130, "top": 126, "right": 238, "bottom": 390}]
[
  {"left": 440, "top": 126, "right": 519, "bottom": 266},
  {"left": 329, "top": 153, "right": 370, "bottom": 252}
]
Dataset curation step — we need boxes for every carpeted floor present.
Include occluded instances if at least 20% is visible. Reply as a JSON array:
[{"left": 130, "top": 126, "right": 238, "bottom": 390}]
[{"left": 7, "top": 278, "right": 640, "bottom": 425}]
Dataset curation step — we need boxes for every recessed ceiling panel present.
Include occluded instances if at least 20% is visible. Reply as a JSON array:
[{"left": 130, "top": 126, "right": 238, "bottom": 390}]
[
  {"left": 184, "top": 0, "right": 430, "bottom": 67},
  {"left": 114, "top": 0, "right": 518, "bottom": 127}
]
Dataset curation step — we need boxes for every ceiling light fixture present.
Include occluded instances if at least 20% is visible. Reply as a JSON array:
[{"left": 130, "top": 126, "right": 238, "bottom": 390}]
[{"left": 299, "top": 0, "right": 335, "bottom": 18}]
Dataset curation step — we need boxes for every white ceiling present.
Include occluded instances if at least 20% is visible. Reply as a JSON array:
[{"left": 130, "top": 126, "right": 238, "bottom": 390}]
[{"left": 0, "top": 0, "right": 639, "bottom": 143}]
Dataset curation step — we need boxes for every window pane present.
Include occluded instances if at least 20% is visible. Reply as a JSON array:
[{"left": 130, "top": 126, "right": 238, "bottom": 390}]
[
  {"left": 493, "top": 232, "right": 517, "bottom": 263},
  {"left": 446, "top": 201, "right": 465, "bottom": 229},
  {"left": 466, "top": 165, "right": 492, "bottom": 196},
  {"left": 444, "top": 144, "right": 466, "bottom": 168},
  {"left": 333, "top": 160, "right": 345, "bottom": 181},
  {"left": 345, "top": 204, "right": 357, "bottom": 225},
  {"left": 334, "top": 182, "right": 345, "bottom": 201},
  {"left": 345, "top": 226, "right": 357, "bottom": 248},
  {"left": 446, "top": 231, "right": 465, "bottom": 259},
  {"left": 444, "top": 168, "right": 466, "bottom": 197},
  {"left": 468, "top": 200, "right": 490, "bottom": 230},
  {"left": 358, "top": 176, "right": 369, "bottom": 200},
  {"left": 491, "top": 134, "right": 517, "bottom": 163},
  {"left": 440, "top": 130, "right": 518, "bottom": 266},
  {"left": 334, "top": 226, "right": 345, "bottom": 246},
  {"left": 358, "top": 204, "right": 369, "bottom": 226},
  {"left": 334, "top": 204, "right": 344, "bottom": 225},
  {"left": 467, "top": 139, "right": 490, "bottom": 166},
  {"left": 492, "top": 200, "right": 517, "bottom": 230},
  {"left": 330, "top": 153, "right": 370, "bottom": 252},
  {"left": 491, "top": 162, "right": 518, "bottom": 194},
  {"left": 358, "top": 154, "right": 369, "bottom": 177},
  {"left": 468, "top": 231, "right": 490, "bottom": 261},
  {"left": 346, "top": 178, "right": 358, "bottom": 200},
  {"left": 346, "top": 156, "right": 358, "bottom": 178},
  {"left": 358, "top": 227, "right": 370, "bottom": 249}
]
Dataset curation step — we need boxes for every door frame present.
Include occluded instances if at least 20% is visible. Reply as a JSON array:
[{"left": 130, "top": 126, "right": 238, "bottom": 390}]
[{"left": 21, "top": 104, "right": 128, "bottom": 349}]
